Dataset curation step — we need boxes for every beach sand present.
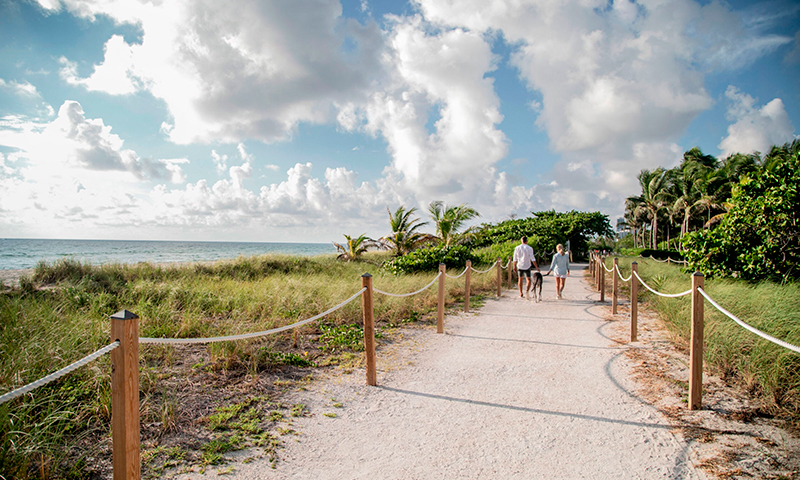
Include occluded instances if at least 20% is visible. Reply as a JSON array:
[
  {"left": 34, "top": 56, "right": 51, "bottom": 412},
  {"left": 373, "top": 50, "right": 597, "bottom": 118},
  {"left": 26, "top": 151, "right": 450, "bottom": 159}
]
[{"left": 0, "top": 269, "right": 32, "bottom": 287}]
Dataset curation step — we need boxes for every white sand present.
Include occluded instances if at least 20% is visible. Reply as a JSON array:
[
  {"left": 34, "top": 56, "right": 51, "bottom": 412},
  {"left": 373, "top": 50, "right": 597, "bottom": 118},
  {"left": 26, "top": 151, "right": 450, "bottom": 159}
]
[{"left": 178, "top": 264, "right": 705, "bottom": 479}]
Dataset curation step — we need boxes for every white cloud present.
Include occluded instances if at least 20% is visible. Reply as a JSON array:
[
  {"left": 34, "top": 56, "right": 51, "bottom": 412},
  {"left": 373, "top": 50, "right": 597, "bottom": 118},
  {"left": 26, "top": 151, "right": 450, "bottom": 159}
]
[
  {"left": 59, "top": 36, "right": 138, "bottom": 95},
  {"left": 52, "top": 0, "right": 387, "bottom": 145},
  {"left": 210, "top": 150, "right": 228, "bottom": 175},
  {"left": 409, "top": 0, "right": 791, "bottom": 218},
  {"left": 718, "top": 86, "right": 796, "bottom": 157}
]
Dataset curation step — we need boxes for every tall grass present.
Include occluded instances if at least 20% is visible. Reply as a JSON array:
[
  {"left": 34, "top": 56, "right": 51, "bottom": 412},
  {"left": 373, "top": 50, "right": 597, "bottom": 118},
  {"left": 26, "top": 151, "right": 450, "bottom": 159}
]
[
  {"left": 1, "top": 254, "right": 499, "bottom": 478},
  {"left": 607, "top": 257, "right": 800, "bottom": 420}
]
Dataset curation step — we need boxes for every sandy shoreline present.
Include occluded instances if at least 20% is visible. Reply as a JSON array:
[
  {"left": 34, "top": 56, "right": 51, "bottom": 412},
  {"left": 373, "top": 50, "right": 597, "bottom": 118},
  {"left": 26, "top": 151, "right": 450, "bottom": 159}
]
[{"left": 0, "top": 269, "right": 33, "bottom": 287}]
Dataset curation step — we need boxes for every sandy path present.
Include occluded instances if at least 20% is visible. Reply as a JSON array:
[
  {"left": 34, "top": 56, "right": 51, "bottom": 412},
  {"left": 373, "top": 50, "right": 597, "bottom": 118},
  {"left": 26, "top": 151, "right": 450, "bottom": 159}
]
[{"left": 179, "top": 264, "right": 705, "bottom": 479}]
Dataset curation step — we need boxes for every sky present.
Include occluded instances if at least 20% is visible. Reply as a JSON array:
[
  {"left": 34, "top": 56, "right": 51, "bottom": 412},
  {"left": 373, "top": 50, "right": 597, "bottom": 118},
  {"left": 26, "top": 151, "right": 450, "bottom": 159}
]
[{"left": 0, "top": 0, "right": 798, "bottom": 244}]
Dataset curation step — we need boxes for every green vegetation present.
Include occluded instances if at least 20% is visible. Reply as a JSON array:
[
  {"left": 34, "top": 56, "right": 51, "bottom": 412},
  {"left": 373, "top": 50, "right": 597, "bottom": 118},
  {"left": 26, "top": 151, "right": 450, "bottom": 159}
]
[
  {"left": 681, "top": 143, "right": 799, "bottom": 282},
  {"left": 0, "top": 253, "right": 498, "bottom": 478},
  {"left": 623, "top": 140, "right": 799, "bottom": 283},
  {"left": 607, "top": 257, "right": 800, "bottom": 421},
  {"left": 379, "top": 206, "right": 435, "bottom": 256},
  {"left": 382, "top": 245, "right": 480, "bottom": 274},
  {"left": 333, "top": 234, "right": 377, "bottom": 262},
  {"left": 468, "top": 210, "right": 613, "bottom": 259},
  {"left": 426, "top": 201, "right": 481, "bottom": 246}
]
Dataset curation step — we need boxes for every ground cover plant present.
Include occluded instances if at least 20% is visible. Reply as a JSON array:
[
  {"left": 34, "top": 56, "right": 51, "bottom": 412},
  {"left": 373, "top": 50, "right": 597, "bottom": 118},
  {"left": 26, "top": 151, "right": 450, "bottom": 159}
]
[
  {"left": 0, "top": 253, "right": 499, "bottom": 478},
  {"left": 604, "top": 257, "right": 800, "bottom": 422}
]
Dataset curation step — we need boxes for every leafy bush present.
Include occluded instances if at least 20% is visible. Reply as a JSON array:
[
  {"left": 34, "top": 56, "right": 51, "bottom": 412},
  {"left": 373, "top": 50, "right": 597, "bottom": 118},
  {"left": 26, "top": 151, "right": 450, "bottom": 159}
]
[
  {"left": 682, "top": 144, "right": 799, "bottom": 282},
  {"left": 618, "top": 247, "right": 644, "bottom": 257},
  {"left": 468, "top": 210, "right": 612, "bottom": 259},
  {"left": 381, "top": 245, "right": 479, "bottom": 275}
]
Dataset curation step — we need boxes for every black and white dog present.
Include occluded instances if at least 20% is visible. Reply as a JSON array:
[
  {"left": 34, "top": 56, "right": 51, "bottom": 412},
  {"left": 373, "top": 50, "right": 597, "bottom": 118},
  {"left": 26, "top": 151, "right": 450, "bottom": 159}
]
[{"left": 530, "top": 271, "right": 543, "bottom": 302}]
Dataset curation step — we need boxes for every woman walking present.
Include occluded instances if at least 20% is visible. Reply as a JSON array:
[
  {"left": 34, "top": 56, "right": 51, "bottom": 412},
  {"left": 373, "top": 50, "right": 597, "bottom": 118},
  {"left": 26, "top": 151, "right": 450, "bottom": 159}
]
[{"left": 547, "top": 244, "right": 570, "bottom": 299}]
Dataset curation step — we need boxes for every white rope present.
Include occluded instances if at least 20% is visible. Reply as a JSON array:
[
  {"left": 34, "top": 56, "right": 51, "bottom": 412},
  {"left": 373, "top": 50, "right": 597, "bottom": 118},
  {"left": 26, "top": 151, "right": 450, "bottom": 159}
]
[
  {"left": 615, "top": 264, "right": 632, "bottom": 282},
  {"left": 374, "top": 272, "right": 442, "bottom": 297},
  {"left": 647, "top": 255, "right": 687, "bottom": 265},
  {"left": 140, "top": 288, "right": 367, "bottom": 345},
  {"left": 0, "top": 342, "right": 120, "bottom": 405},
  {"left": 501, "top": 260, "right": 511, "bottom": 270},
  {"left": 445, "top": 266, "right": 469, "bottom": 279},
  {"left": 698, "top": 287, "right": 800, "bottom": 354},
  {"left": 632, "top": 271, "right": 692, "bottom": 298},
  {"left": 471, "top": 264, "right": 496, "bottom": 274},
  {"left": 602, "top": 261, "right": 614, "bottom": 273}
]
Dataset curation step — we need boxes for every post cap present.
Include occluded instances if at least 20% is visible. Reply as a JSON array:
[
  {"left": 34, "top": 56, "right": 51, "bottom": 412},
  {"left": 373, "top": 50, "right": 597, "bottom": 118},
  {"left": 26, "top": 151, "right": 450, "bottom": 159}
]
[
  {"left": 110, "top": 309, "right": 138, "bottom": 320},
  {"left": 361, "top": 273, "right": 373, "bottom": 278},
  {"left": 692, "top": 271, "right": 704, "bottom": 277},
  {"left": 631, "top": 261, "right": 638, "bottom": 265}
]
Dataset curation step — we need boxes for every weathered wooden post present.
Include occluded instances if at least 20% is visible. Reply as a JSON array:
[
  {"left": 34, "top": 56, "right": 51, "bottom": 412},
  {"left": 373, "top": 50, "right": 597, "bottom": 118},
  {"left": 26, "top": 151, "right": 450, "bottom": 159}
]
[
  {"left": 599, "top": 256, "right": 605, "bottom": 302},
  {"left": 612, "top": 257, "right": 619, "bottom": 314},
  {"left": 464, "top": 260, "right": 472, "bottom": 313},
  {"left": 630, "top": 262, "right": 638, "bottom": 342},
  {"left": 110, "top": 310, "right": 140, "bottom": 480},
  {"left": 590, "top": 252, "right": 595, "bottom": 279},
  {"left": 496, "top": 258, "right": 502, "bottom": 298},
  {"left": 689, "top": 272, "right": 705, "bottom": 410},
  {"left": 361, "top": 274, "right": 376, "bottom": 386},
  {"left": 596, "top": 255, "right": 602, "bottom": 291},
  {"left": 507, "top": 256, "right": 513, "bottom": 288},
  {"left": 437, "top": 264, "right": 445, "bottom": 334}
]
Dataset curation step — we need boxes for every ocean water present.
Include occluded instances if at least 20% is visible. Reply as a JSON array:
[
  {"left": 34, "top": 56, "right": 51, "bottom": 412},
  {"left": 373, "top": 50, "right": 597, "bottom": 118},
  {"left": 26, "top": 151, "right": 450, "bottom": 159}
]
[{"left": 0, "top": 238, "right": 337, "bottom": 270}]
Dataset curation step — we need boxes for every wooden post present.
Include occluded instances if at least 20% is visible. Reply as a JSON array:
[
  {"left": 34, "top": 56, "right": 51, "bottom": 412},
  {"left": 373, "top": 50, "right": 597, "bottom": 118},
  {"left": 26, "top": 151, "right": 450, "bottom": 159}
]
[
  {"left": 590, "top": 252, "right": 595, "bottom": 279},
  {"left": 495, "top": 258, "right": 502, "bottom": 298},
  {"left": 507, "top": 256, "right": 513, "bottom": 288},
  {"left": 599, "top": 256, "right": 605, "bottom": 302},
  {"left": 612, "top": 258, "right": 619, "bottom": 314},
  {"left": 361, "top": 274, "right": 376, "bottom": 386},
  {"left": 595, "top": 256, "right": 601, "bottom": 290},
  {"left": 110, "top": 310, "right": 140, "bottom": 480},
  {"left": 464, "top": 260, "right": 472, "bottom": 313},
  {"left": 437, "top": 264, "right": 445, "bottom": 334},
  {"left": 630, "top": 262, "right": 638, "bottom": 342},
  {"left": 689, "top": 272, "right": 705, "bottom": 410}
]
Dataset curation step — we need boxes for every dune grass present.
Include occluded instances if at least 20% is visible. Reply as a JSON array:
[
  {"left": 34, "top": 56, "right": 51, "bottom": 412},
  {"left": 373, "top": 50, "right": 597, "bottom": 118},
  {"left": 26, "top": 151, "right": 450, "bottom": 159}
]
[
  {"left": 0, "top": 253, "right": 499, "bottom": 478},
  {"left": 607, "top": 257, "right": 800, "bottom": 420}
]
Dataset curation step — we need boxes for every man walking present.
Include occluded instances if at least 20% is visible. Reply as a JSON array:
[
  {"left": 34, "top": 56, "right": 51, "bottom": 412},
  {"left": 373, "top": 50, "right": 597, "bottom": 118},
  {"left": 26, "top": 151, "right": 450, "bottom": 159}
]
[{"left": 513, "top": 236, "right": 540, "bottom": 298}]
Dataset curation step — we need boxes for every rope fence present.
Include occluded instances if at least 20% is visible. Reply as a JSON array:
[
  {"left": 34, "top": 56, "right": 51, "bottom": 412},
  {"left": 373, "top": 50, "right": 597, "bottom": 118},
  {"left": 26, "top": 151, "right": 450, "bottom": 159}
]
[
  {"left": 140, "top": 288, "right": 367, "bottom": 345},
  {"left": 632, "top": 270, "right": 692, "bottom": 298},
  {"left": 0, "top": 341, "right": 120, "bottom": 406},
  {"left": 445, "top": 267, "right": 469, "bottom": 279},
  {"left": 697, "top": 287, "right": 800, "bottom": 354},
  {"left": 590, "top": 251, "right": 800, "bottom": 411},
  {"left": 1, "top": 259, "right": 507, "bottom": 478}
]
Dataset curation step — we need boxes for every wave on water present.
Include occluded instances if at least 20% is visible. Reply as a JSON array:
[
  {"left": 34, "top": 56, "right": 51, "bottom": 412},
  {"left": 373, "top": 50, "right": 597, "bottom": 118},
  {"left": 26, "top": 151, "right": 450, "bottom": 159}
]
[{"left": 0, "top": 238, "right": 337, "bottom": 270}]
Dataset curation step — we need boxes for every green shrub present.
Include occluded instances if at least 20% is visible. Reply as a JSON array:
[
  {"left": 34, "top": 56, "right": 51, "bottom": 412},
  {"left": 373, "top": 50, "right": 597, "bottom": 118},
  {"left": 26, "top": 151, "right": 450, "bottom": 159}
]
[
  {"left": 682, "top": 142, "right": 799, "bottom": 282},
  {"left": 381, "top": 245, "right": 479, "bottom": 275}
]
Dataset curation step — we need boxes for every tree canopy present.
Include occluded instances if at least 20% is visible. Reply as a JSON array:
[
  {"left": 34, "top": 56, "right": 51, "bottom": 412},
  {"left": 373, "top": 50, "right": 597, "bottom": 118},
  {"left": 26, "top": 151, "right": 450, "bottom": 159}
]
[
  {"left": 469, "top": 210, "right": 613, "bottom": 257},
  {"left": 682, "top": 140, "right": 799, "bottom": 282}
]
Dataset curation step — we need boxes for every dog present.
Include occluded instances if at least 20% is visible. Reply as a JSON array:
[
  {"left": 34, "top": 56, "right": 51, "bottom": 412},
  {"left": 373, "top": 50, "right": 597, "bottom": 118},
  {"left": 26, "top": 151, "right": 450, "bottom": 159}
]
[{"left": 530, "top": 271, "right": 543, "bottom": 302}]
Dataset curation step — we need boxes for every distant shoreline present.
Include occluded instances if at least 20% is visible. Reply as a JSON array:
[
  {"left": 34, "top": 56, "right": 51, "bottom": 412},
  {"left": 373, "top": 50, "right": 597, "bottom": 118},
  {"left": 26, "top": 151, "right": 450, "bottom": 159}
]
[{"left": 0, "top": 269, "right": 33, "bottom": 287}]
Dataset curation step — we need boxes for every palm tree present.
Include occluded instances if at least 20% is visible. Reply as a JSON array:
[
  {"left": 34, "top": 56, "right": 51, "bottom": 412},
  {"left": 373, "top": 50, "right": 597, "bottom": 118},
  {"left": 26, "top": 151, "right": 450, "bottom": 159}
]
[
  {"left": 333, "top": 234, "right": 376, "bottom": 262},
  {"left": 627, "top": 168, "right": 672, "bottom": 249},
  {"left": 380, "top": 206, "right": 434, "bottom": 256},
  {"left": 427, "top": 201, "right": 481, "bottom": 247},
  {"left": 674, "top": 147, "right": 718, "bottom": 238}
]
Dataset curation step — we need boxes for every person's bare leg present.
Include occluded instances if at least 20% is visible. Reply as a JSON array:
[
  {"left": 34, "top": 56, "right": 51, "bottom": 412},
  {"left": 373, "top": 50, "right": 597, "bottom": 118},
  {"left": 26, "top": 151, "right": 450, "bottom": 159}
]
[{"left": 518, "top": 276, "right": 524, "bottom": 297}]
